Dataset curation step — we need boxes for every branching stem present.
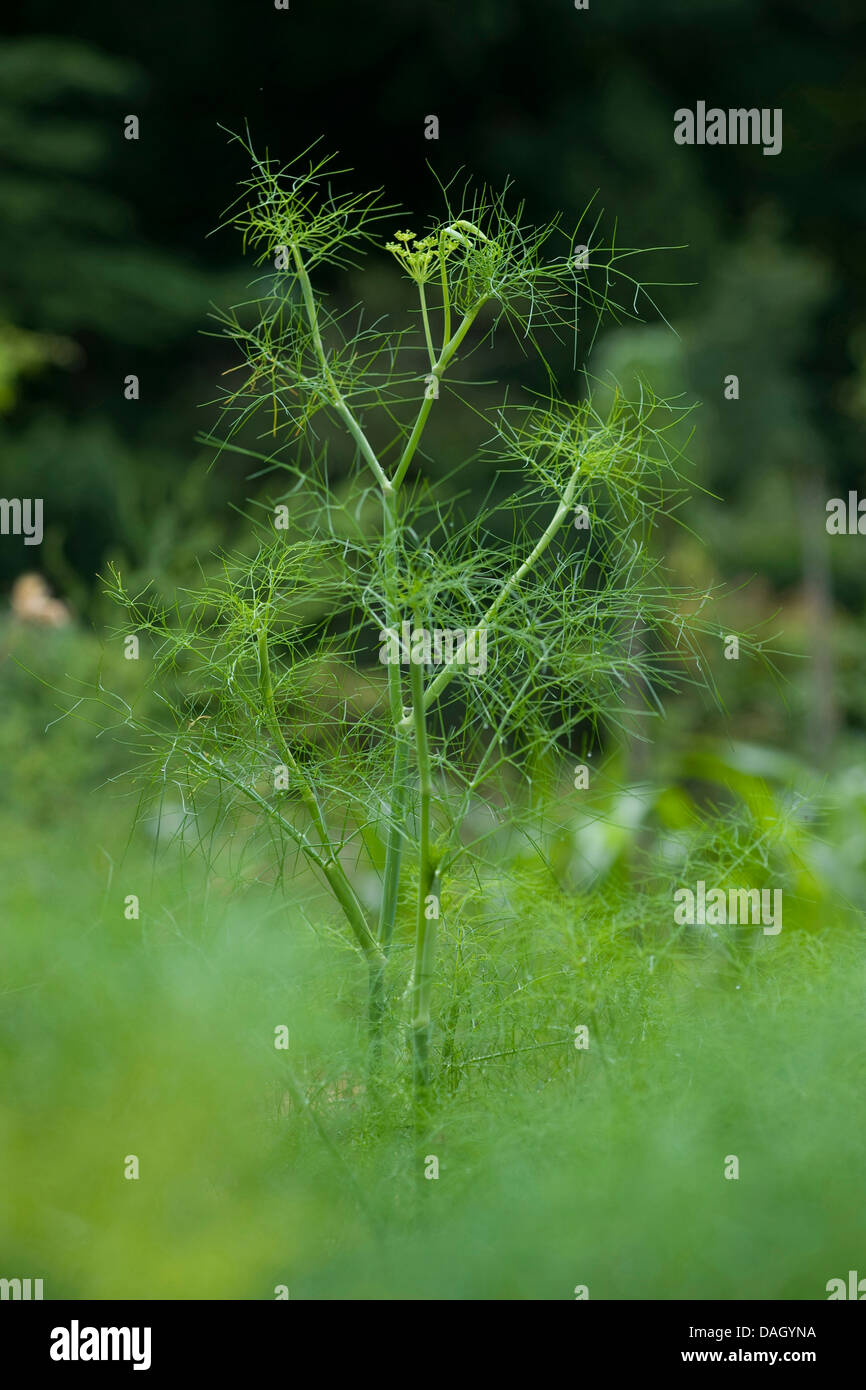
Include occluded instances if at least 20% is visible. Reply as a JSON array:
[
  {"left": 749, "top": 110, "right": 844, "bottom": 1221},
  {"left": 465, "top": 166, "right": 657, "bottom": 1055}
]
[
  {"left": 291, "top": 242, "right": 393, "bottom": 495},
  {"left": 256, "top": 626, "right": 383, "bottom": 965},
  {"left": 398, "top": 452, "right": 584, "bottom": 729}
]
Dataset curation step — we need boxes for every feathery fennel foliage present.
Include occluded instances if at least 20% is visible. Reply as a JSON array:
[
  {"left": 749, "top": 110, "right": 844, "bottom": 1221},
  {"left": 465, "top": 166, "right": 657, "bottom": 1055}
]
[{"left": 107, "top": 134, "right": 741, "bottom": 1109}]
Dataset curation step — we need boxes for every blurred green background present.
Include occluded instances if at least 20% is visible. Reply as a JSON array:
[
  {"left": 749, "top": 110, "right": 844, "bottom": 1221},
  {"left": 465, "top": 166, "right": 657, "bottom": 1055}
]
[{"left": 1, "top": 0, "right": 865, "bottom": 1299}]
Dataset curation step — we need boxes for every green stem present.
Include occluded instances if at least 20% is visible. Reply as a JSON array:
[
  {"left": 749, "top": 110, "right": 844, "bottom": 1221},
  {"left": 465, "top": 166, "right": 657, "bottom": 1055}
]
[
  {"left": 367, "top": 955, "right": 386, "bottom": 1075},
  {"left": 398, "top": 453, "right": 584, "bottom": 730},
  {"left": 258, "top": 628, "right": 327, "bottom": 848},
  {"left": 377, "top": 488, "right": 408, "bottom": 958},
  {"left": 257, "top": 626, "right": 383, "bottom": 966},
  {"left": 370, "top": 492, "right": 409, "bottom": 1072},
  {"left": 378, "top": 736, "right": 409, "bottom": 949},
  {"left": 391, "top": 307, "right": 483, "bottom": 490},
  {"left": 189, "top": 747, "right": 380, "bottom": 963},
  {"left": 291, "top": 242, "right": 392, "bottom": 496},
  {"left": 189, "top": 749, "right": 323, "bottom": 865},
  {"left": 438, "top": 232, "right": 452, "bottom": 348},
  {"left": 409, "top": 643, "right": 438, "bottom": 1105},
  {"left": 418, "top": 281, "right": 436, "bottom": 369}
]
